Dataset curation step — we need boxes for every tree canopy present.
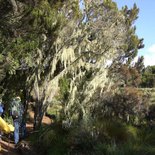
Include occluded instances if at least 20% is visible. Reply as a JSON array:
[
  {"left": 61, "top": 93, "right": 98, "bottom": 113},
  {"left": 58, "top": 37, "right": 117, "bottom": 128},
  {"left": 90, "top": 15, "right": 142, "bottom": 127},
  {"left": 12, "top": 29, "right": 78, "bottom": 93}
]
[{"left": 0, "top": 0, "right": 145, "bottom": 129}]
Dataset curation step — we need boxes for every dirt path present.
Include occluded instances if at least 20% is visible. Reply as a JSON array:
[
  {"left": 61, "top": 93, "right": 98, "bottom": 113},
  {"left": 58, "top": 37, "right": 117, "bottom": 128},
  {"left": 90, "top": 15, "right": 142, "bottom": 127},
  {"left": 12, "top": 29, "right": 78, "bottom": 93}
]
[
  {"left": 0, "top": 140, "right": 18, "bottom": 155},
  {"left": 0, "top": 112, "right": 52, "bottom": 155}
]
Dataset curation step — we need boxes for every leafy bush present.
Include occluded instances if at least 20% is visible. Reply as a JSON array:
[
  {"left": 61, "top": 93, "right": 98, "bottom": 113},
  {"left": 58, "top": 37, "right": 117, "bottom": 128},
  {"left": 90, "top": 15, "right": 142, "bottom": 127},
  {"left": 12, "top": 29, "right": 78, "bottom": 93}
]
[
  {"left": 93, "top": 87, "right": 149, "bottom": 125},
  {"left": 32, "top": 120, "right": 155, "bottom": 155},
  {"left": 36, "top": 124, "right": 69, "bottom": 155}
]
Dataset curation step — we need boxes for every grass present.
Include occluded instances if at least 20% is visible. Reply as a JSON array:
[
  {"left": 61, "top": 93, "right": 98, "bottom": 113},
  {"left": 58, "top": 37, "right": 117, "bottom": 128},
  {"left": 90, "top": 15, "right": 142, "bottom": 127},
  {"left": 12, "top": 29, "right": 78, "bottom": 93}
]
[
  {"left": 27, "top": 120, "right": 155, "bottom": 155},
  {"left": 30, "top": 88, "right": 155, "bottom": 155}
]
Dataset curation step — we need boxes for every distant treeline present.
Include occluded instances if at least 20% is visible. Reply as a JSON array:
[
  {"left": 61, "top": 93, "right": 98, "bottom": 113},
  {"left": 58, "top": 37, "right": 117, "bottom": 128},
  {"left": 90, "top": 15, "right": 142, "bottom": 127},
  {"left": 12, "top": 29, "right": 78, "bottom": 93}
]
[{"left": 141, "top": 65, "right": 155, "bottom": 88}]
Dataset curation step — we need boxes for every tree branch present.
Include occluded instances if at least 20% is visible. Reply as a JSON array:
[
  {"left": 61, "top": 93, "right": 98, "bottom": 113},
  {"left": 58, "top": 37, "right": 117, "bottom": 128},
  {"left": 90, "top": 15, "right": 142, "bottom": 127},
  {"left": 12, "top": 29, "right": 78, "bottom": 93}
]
[{"left": 10, "top": 0, "right": 18, "bottom": 14}]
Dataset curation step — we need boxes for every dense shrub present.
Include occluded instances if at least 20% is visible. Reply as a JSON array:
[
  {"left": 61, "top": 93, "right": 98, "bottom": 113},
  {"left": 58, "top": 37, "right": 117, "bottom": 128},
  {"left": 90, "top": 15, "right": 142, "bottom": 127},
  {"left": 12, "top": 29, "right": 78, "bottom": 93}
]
[
  {"left": 35, "top": 121, "right": 155, "bottom": 155},
  {"left": 93, "top": 87, "right": 149, "bottom": 125}
]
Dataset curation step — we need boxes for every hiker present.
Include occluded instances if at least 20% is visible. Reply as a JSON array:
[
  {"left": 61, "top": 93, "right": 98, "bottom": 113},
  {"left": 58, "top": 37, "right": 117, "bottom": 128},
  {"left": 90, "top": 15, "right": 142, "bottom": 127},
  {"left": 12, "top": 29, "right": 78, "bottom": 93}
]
[
  {"left": 0, "top": 100, "right": 4, "bottom": 118},
  {"left": 0, "top": 100, "right": 4, "bottom": 150},
  {"left": 0, "top": 101, "right": 14, "bottom": 152},
  {"left": 10, "top": 96, "right": 24, "bottom": 144},
  {"left": 21, "top": 116, "right": 27, "bottom": 139}
]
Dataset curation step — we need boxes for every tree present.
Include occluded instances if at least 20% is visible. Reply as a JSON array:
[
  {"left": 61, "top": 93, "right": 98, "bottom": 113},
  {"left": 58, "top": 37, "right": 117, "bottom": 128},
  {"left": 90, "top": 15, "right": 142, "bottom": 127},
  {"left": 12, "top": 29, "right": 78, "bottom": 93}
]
[
  {"left": 0, "top": 0, "right": 144, "bottom": 129},
  {"left": 115, "top": 64, "right": 141, "bottom": 87},
  {"left": 141, "top": 66, "right": 155, "bottom": 88},
  {"left": 134, "top": 56, "right": 145, "bottom": 73},
  {"left": 118, "top": 4, "right": 144, "bottom": 64},
  {"left": 92, "top": 87, "right": 149, "bottom": 125}
]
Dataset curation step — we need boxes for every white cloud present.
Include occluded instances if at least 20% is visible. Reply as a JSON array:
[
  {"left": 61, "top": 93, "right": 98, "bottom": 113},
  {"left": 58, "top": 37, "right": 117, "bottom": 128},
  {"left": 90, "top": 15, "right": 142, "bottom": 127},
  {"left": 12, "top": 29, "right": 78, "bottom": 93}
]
[
  {"left": 144, "top": 55, "right": 155, "bottom": 66},
  {"left": 148, "top": 44, "right": 155, "bottom": 53},
  {"left": 143, "top": 44, "right": 155, "bottom": 66}
]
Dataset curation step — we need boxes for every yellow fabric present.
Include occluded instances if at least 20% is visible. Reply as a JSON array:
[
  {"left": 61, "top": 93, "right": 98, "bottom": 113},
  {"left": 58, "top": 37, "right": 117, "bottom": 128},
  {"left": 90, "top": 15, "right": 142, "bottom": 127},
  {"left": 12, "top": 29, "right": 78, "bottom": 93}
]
[{"left": 0, "top": 117, "right": 14, "bottom": 134}]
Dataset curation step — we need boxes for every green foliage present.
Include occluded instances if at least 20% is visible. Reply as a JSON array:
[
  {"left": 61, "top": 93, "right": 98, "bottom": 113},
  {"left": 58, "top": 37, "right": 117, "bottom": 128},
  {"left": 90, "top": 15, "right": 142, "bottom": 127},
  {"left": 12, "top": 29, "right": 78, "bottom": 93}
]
[
  {"left": 0, "top": 1, "right": 152, "bottom": 154},
  {"left": 141, "top": 66, "right": 155, "bottom": 88},
  {"left": 33, "top": 124, "right": 69, "bottom": 155},
  {"left": 134, "top": 56, "right": 145, "bottom": 73},
  {"left": 0, "top": 0, "right": 147, "bottom": 135},
  {"left": 119, "top": 3, "right": 144, "bottom": 65},
  {"left": 116, "top": 64, "right": 142, "bottom": 87},
  {"left": 92, "top": 87, "right": 149, "bottom": 126},
  {"left": 32, "top": 1, "right": 60, "bottom": 31},
  {"left": 142, "top": 74, "right": 155, "bottom": 88},
  {"left": 59, "top": 77, "right": 70, "bottom": 102},
  {"left": 34, "top": 119, "right": 155, "bottom": 155}
]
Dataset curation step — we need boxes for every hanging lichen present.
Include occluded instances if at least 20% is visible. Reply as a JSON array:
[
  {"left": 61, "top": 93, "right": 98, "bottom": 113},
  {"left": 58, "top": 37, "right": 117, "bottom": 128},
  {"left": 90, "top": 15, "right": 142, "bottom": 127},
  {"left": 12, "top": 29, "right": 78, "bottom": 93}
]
[{"left": 22, "top": 0, "right": 129, "bottom": 125}]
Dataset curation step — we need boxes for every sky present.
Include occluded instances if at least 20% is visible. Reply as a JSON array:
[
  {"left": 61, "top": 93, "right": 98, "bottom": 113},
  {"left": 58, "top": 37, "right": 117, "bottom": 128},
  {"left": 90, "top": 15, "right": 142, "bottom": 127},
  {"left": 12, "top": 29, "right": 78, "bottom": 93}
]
[{"left": 113, "top": 0, "right": 155, "bottom": 66}]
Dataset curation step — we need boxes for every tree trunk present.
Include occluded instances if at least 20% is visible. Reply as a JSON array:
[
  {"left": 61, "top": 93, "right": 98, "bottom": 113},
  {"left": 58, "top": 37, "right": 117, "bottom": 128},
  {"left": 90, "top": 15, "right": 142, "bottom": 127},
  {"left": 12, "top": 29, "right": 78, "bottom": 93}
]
[
  {"left": 22, "top": 88, "right": 29, "bottom": 122},
  {"left": 10, "top": 0, "right": 18, "bottom": 14},
  {"left": 33, "top": 68, "right": 43, "bottom": 130},
  {"left": 33, "top": 98, "right": 50, "bottom": 130},
  {"left": 33, "top": 100, "right": 44, "bottom": 130}
]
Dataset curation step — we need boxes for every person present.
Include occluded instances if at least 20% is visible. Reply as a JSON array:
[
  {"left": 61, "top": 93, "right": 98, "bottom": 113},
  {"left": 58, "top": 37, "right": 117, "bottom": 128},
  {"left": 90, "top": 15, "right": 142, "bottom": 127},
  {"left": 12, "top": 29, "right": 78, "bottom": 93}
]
[
  {"left": 10, "top": 96, "right": 24, "bottom": 144},
  {"left": 0, "top": 100, "right": 4, "bottom": 151},
  {"left": 20, "top": 116, "right": 27, "bottom": 139},
  {"left": 0, "top": 100, "right": 4, "bottom": 118}
]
